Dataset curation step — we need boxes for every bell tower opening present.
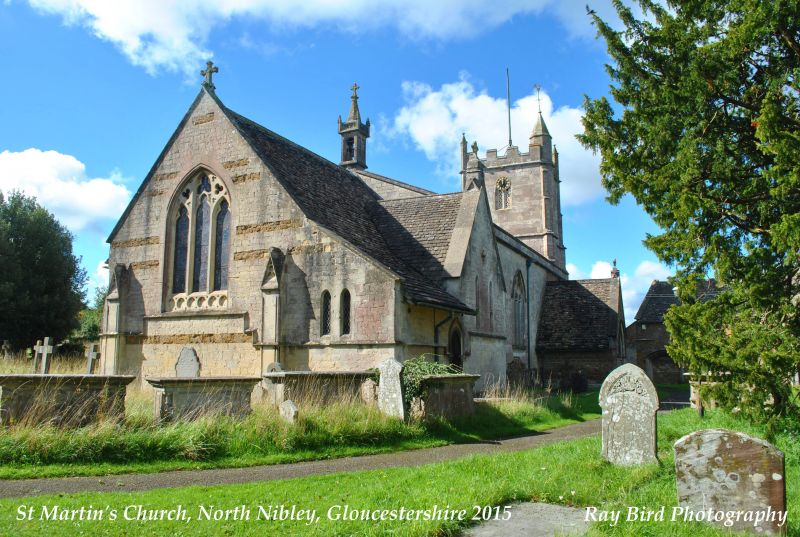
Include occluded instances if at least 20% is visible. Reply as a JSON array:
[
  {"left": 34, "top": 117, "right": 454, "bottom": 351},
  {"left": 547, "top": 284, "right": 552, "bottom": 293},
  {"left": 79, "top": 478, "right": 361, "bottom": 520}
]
[{"left": 338, "top": 83, "right": 370, "bottom": 169}]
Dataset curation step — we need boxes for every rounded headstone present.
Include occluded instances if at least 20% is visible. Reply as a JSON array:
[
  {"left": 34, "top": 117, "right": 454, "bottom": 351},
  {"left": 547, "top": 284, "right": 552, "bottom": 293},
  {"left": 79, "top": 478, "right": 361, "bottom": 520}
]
[
  {"left": 674, "top": 429, "right": 786, "bottom": 535},
  {"left": 279, "top": 399, "right": 298, "bottom": 424},
  {"left": 175, "top": 347, "right": 200, "bottom": 378},
  {"left": 599, "top": 363, "right": 659, "bottom": 465}
]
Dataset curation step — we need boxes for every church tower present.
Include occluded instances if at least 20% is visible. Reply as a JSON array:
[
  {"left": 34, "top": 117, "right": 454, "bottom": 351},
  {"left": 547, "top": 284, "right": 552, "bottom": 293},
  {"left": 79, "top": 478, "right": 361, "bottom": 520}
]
[
  {"left": 338, "top": 83, "right": 370, "bottom": 169},
  {"left": 462, "top": 111, "right": 566, "bottom": 273}
]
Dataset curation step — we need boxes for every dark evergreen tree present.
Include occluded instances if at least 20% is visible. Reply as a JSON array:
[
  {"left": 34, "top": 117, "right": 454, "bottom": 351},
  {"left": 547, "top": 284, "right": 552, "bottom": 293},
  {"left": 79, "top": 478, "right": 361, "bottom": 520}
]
[
  {"left": 0, "top": 191, "right": 87, "bottom": 350},
  {"left": 580, "top": 0, "right": 800, "bottom": 424}
]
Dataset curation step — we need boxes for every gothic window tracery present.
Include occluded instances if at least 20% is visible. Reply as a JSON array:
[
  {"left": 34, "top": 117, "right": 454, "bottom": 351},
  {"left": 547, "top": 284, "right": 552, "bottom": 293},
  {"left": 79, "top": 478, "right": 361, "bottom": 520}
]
[
  {"left": 495, "top": 176, "right": 511, "bottom": 210},
  {"left": 167, "top": 171, "right": 231, "bottom": 312}
]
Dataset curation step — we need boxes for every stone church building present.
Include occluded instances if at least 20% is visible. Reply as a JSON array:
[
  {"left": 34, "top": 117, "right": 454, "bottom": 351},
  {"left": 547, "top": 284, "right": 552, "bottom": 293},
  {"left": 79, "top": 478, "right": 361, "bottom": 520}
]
[{"left": 100, "top": 69, "right": 625, "bottom": 392}]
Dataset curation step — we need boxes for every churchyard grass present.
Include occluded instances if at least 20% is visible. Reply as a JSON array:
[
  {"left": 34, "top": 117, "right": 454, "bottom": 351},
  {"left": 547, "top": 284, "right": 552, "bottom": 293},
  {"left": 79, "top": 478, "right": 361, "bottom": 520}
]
[
  {"left": 0, "top": 378, "right": 600, "bottom": 479},
  {"left": 0, "top": 407, "right": 795, "bottom": 536}
]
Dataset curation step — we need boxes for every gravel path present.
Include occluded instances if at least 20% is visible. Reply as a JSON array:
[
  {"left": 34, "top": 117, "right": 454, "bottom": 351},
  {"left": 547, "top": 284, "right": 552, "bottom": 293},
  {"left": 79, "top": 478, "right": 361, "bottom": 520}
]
[{"left": 0, "top": 419, "right": 600, "bottom": 499}]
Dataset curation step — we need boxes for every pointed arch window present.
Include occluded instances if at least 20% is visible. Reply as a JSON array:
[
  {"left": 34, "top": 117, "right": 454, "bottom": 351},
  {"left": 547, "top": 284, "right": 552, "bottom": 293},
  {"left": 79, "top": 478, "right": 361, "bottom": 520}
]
[
  {"left": 340, "top": 289, "right": 351, "bottom": 335},
  {"left": 167, "top": 172, "right": 231, "bottom": 311},
  {"left": 321, "top": 291, "right": 332, "bottom": 336},
  {"left": 512, "top": 272, "right": 526, "bottom": 348},
  {"left": 495, "top": 176, "right": 511, "bottom": 210}
]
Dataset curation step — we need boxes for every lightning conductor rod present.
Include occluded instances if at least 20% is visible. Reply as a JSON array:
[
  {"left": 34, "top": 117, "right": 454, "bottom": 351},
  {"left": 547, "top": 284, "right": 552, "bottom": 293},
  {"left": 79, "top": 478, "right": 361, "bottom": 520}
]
[{"left": 506, "top": 67, "right": 513, "bottom": 148}]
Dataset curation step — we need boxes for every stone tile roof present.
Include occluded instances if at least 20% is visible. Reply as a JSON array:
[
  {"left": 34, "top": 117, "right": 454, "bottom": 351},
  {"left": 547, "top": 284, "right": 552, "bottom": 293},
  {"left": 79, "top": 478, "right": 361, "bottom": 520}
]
[
  {"left": 536, "top": 278, "right": 621, "bottom": 351},
  {"left": 635, "top": 280, "right": 679, "bottom": 323},
  {"left": 218, "top": 99, "right": 473, "bottom": 314},
  {"left": 372, "top": 194, "right": 463, "bottom": 282},
  {"left": 635, "top": 279, "right": 724, "bottom": 323},
  {"left": 353, "top": 169, "right": 435, "bottom": 196}
]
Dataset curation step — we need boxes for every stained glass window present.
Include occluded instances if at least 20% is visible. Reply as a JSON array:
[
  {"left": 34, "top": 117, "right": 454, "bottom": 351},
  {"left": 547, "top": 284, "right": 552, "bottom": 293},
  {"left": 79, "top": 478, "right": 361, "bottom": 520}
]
[
  {"left": 172, "top": 206, "right": 189, "bottom": 294},
  {"left": 321, "top": 291, "right": 331, "bottom": 336},
  {"left": 214, "top": 200, "right": 230, "bottom": 291},
  {"left": 340, "top": 290, "right": 351, "bottom": 335},
  {"left": 192, "top": 197, "right": 210, "bottom": 292}
]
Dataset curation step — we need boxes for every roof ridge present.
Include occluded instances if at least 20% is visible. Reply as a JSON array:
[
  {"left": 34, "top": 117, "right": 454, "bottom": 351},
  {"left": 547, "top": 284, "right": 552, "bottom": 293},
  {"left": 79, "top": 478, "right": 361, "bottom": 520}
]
[
  {"left": 354, "top": 169, "right": 435, "bottom": 195},
  {"left": 378, "top": 192, "right": 463, "bottom": 204}
]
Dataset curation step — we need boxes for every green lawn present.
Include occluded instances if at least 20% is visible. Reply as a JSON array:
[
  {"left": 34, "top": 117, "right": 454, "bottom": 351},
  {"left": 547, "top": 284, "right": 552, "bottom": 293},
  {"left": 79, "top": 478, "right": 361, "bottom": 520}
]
[
  {"left": 0, "top": 390, "right": 600, "bottom": 480},
  {"left": 1, "top": 407, "right": 794, "bottom": 536}
]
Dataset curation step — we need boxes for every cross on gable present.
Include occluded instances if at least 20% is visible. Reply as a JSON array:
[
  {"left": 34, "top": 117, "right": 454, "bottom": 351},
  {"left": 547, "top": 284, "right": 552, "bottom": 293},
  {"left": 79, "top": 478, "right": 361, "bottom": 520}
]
[{"left": 201, "top": 61, "right": 219, "bottom": 90}]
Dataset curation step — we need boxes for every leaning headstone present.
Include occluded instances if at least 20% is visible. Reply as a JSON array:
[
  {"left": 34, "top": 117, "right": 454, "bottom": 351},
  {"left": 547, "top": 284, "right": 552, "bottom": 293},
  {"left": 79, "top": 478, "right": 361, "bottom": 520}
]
[
  {"left": 279, "top": 400, "right": 298, "bottom": 424},
  {"left": 377, "top": 358, "right": 405, "bottom": 419},
  {"left": 599, "top": 363, "right": 658, "bottom": 465},
  {"left": 38, "top": 337, "right": 54, "bottom": 374},
  {"left": 674, "top": 429, "right": 786, "bottom": 535},
  {"left": 175, "top": 347, "right": 200, "bottom": 377},
  {"left": 85, "top": 344, "right": 100, "bottom": 374},
  {"left": 31, "top": 339, "right": 42, "bottom": 372}
]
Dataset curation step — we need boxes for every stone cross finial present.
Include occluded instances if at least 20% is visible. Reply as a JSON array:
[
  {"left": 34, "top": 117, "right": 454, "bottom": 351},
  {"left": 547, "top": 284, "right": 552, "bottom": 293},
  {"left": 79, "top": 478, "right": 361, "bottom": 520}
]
[
  {"left": 38, "top": 337, "right": 54, "bottom": 374},
  {"left": 86, "top": 343, "right": 100, "bottom": 374},
  {"left": 351, "top": 83, "right": 360, "bottom": 99},
  {"left": 201, "top": 61, "right": 219, "bottom": 90}
]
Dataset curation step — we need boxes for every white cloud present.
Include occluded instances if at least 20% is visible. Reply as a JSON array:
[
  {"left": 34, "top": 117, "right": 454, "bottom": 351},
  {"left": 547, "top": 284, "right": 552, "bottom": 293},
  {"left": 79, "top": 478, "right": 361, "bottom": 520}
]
[
  {"left": 26, "top": 0, "right": 613, "bottom": 75},
  {"left": 93, "top": 259, "right": 109, "bottom": 292},
  {"left": 571, "top": 259, "right": 672, "bottom": 324},
  {"left": 388, "top": 76, "right": 603, "bottom": 204},
  {"left": 0, "top": 148, "right": 131, "bottom": 232}
]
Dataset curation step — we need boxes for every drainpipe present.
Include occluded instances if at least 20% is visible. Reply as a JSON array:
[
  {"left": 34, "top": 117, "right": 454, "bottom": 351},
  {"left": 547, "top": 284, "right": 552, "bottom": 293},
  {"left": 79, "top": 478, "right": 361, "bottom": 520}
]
[
  {"left": 525, "top": 259, "right": 532, "bottom": 372},
  {"left": 434, "top": 311, "right": 453, "bottom": 362}
]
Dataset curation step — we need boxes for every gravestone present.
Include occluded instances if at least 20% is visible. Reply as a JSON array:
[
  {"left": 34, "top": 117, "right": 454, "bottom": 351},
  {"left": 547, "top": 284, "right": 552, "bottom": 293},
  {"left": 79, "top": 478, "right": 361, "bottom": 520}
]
[
  {"left": 38, "top": 337, "right": 54, "bottom": 374},
  {"left": 599, "top": 363, "right": 658, "bottom": 465},
  {"left": 1, "top": 341, "right": 11, "bottom": 360},
  {"left": 360, "top": 378, "right": 377, "bottom": 405},
  {"left": 377, "top": 358, "right": 405, "bottom": 419},
  {"left": 674, "top": 429, "right": 786, "bottom": 535},
  {"left": 175, "top": 347, "right": 200, "bottom": 377},
  {"left": 31, "top": 340, "right": 42, "bottom": 372},
  {"left": 85, "top": 344, "right": 100, "bottom": 374},
  {"left": 279, "top": 400, "right": 298, "bottom": 424}
]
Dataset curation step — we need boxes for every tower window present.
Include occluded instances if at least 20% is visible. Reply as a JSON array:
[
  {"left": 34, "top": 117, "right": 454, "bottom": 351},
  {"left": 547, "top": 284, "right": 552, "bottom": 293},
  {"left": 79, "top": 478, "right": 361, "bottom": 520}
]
[
  {"left": 340, "top": 289, "right": 351, "bottom": 335},
  {"left": 345, "top": 138, "right": 355, "bottom": 161},
  {"left": 495, "top": 176, "right": 511, "bottom": 210},
  {"left": 321, "top": 290, "right": 332, "bottom": 336}
]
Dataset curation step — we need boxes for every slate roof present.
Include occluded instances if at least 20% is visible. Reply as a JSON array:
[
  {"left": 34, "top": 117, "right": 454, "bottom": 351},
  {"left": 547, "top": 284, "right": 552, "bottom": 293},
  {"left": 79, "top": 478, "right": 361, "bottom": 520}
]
[
  {"left": 372, "top": 194, "right": 462, "bottom": 282},
  {"left": 635, "top": 281, "right": 679, "bottom": 323},
  {"left": 215, "top": 95, "right": 473, "bottom": 314},
  {"left": 536, "top": 278, "right": 622, "bottom": 351}
]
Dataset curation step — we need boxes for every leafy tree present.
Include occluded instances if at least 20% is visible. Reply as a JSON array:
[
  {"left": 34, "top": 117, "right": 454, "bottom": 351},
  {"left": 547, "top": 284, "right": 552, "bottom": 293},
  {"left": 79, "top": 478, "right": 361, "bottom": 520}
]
[
  {"left": 0, "top": 191, "right": 87, "bottom": 350},
  {"left": 75, "top": 287, "right": 107, "bottom": 343},
  {"left": 580, "top": 0, "right": 800, "bottom": 424}
]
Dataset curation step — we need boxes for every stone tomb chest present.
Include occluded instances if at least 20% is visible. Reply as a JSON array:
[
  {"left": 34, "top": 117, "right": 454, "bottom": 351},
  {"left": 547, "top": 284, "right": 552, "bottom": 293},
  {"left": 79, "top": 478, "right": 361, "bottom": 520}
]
[
  {"left": 0, "top": 374, "right": 135, "bottom": 427},
  {"left": 146, "top": 377, "right": 262, "bottom": 421}
]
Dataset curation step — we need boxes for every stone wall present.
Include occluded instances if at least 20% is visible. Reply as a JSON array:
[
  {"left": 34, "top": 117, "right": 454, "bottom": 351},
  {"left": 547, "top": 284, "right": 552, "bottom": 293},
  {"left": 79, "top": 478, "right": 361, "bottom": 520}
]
[
  {"left": 539, "top": 350, "right": 620, "bottom": 388},
  {"left": 626, "top": 321, "right": 684, "bottom": 384}
]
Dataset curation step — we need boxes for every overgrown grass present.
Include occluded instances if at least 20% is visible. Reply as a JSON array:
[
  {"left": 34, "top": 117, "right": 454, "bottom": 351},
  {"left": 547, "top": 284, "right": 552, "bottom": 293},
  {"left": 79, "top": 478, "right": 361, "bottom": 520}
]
[
  {"left": 0, "top": 353, "right": 84, "bottom": 374},
  {"left": 0, "top": 408, "right": 794, "bottom": 536},
  {"left": 0, "top": 380, "right": 601, "bottom": 479}
]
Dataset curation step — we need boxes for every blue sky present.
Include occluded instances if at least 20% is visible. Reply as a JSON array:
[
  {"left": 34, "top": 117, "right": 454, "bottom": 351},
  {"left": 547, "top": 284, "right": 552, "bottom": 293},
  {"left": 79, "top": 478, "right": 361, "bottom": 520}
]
[{"left": 0, "top": 0, "right": 671, "bottom": 322}]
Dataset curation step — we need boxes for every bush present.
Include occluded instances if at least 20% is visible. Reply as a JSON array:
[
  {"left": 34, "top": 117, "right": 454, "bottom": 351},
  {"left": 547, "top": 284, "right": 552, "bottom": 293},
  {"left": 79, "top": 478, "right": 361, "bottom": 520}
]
[{"left": 399, "top": 355, "right": 460, "bottom": 409}]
